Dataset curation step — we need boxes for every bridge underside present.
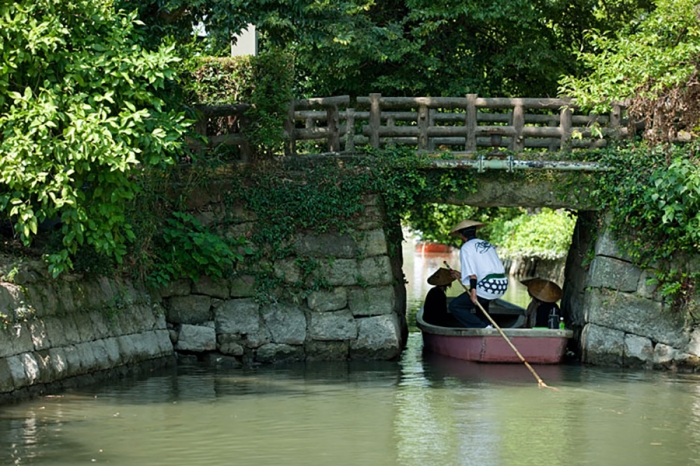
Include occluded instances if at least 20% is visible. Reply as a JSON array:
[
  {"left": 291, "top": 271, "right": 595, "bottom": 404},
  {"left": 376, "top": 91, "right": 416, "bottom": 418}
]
[
  {"left": 422, "top": 156, "right": 603, "bottom": 210},
  {"left": 430, "top": 172, "right": 598, "bottom": 210},
  {"left": 280, "top": 155, "right": 601, "bottom": 211}
]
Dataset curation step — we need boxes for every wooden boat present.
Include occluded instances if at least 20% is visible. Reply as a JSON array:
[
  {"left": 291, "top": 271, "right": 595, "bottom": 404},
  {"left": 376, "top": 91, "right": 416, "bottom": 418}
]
[{"left": 417, "top": 299, "right": 573, "bottom": 364}]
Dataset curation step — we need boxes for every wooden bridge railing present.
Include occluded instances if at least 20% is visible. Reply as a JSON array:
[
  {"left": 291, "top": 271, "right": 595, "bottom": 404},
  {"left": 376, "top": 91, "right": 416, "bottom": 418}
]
[{"left": 190, "top": 94, "right": 628, "bottom": 160}]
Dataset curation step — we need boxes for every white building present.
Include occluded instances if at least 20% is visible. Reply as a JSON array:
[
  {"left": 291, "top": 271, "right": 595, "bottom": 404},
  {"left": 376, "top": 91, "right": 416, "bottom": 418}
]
[{"left": 231, "top": 25, "right": 258, "bottom": 56}]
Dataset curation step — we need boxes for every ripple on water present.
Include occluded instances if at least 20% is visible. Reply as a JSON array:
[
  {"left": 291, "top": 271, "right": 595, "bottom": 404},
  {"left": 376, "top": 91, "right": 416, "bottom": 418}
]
[{"left": 2, "top": 334, "right": 700, "bottom": 465}]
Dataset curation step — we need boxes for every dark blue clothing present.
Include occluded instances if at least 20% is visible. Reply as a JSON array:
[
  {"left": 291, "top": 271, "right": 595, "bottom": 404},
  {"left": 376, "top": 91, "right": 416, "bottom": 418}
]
[
  {"left": 448, "top": 293, "right": 492, "bottom": 328},
  {"left": 533, "top": 302, "right": 561, "bottom": 328},
  {"left": 423, "top": 287, "right": 461, "bottom": 327}
]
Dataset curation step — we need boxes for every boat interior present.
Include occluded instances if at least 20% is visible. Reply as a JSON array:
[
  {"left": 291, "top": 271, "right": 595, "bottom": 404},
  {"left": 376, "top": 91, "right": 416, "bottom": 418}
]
[{"left": 440, "top": 298, "right": 526, "bottom": 329}]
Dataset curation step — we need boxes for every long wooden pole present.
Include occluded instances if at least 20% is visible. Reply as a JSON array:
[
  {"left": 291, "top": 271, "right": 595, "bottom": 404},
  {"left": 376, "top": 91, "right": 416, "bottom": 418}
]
[{"left": 443, "top": 262, "right": 557, "bottom": 391}]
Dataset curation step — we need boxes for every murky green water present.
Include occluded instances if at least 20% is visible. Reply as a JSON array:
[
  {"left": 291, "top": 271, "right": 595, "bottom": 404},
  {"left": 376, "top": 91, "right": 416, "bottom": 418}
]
[
  {"left": 3, "top": 238, "right": 698, "bottom": 465},
  {"left": 2, "top": 335, "right": 700, "bottom": 466}
]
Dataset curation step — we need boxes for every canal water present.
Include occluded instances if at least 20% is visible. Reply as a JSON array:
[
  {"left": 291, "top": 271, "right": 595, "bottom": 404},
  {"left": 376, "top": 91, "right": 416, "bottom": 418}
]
[{"left": 2, "top": 240, "right": 699, "bottom": 465}]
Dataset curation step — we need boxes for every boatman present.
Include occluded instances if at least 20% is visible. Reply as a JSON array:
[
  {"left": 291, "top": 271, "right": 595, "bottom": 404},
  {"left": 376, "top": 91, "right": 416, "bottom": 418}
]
[{"left": 447, "top": 219, "right": 508, "bottom": 328}]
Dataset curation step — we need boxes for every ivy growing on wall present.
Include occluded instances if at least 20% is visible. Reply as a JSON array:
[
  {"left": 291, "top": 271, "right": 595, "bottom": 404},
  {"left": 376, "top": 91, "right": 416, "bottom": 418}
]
[
  {"left": 576, "top": 140, "right": 700, "bottom": 309},
  {"left": 111, "top": 139, "right": 696, "bottom": 312},
  {"left": 194, "top": 147, "right": 479, "bottom": 301}
]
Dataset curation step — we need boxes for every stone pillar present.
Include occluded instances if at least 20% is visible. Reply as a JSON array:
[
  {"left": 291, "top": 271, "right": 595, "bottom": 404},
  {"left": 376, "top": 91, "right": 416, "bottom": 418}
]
[{"left": 565, "top": 213, "right": 699, "bottom": 370}]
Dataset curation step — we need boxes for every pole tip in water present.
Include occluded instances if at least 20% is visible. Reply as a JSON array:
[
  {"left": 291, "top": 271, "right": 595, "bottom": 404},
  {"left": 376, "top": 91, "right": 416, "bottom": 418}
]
[{"left": 538, "top": 381, "right": 560, "bottom": 391}]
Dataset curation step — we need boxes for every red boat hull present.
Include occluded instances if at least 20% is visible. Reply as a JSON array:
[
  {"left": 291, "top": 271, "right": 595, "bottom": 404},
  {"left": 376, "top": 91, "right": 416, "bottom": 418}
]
[
  {"left": 421, "top": 331, "right": 570, "bottom": 364},
  {"left": 417, "top": 303, "right": 572, "bottom": 364}
]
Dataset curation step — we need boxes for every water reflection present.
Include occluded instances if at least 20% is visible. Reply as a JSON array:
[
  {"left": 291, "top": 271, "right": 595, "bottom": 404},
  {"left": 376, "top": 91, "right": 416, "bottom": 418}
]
[
  {"left": 3, "top": 335, "right": 700, "bottom": 465},
  {"left": 421, "top": 351, "right": 568, "bottom": 387}
]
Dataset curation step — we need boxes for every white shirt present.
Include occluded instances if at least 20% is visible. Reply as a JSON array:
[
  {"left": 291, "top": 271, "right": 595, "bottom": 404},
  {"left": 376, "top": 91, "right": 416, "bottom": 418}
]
[{"left": 459, "top": 238, "right": 507, "bottom": 300}]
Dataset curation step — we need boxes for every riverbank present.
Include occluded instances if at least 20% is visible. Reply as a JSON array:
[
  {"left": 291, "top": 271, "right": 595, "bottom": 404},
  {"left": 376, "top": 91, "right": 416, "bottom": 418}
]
[{"left": 0, "top": 255, "right": 173, "bottom": 405}]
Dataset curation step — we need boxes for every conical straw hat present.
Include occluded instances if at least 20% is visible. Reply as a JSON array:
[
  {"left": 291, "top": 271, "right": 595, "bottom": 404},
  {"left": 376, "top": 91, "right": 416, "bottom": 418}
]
[
  {"left": 427, "top": 268, "right": 455, "bottom": 286},
  {"left": 525, "top": 279, "right": 562, "bottom": 303},
  {"left": 449, "top": 219, "right": 485, "bottom": 236}
]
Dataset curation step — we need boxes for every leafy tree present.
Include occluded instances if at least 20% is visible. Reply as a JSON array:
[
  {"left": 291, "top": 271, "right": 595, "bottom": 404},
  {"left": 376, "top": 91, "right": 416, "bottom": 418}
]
[
  {"left": 122, "top": 0, "right": 654, "bottom": 97},
  {"left": 404, "top": 204, "right": 574, "bottom": 261},
  {"left": 404, "top": 204, "right": 518, "bottom": 246},
  {"left": 489, "top": 208, "right": 577, "bottom": 260},
  {"left": 0, "top": 0, "right": 190, "bottom": 276},
  {"left": 119, "top": 0, "right": 378, "bottom": 54},
  {"left": 291, "top": 0, "right": 655, "bottom": 96},
  {"left": 558, "top": 0, "right": 700, "bottom": 304},
  {"left": 559, "top": 0, "right": 700, "bottom": 143}
]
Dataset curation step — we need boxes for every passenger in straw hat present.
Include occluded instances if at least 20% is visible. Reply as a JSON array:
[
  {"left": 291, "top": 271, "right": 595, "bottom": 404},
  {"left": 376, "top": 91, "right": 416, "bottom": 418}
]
[
  {"left": 447, "top": 219, "right": 508, "bottom": 328},
  {"left": 521, "top": 278, "right": 563, "bottom": 328},
  {"left": 423, "top": 268, "right": 460, "bottom": 327}
]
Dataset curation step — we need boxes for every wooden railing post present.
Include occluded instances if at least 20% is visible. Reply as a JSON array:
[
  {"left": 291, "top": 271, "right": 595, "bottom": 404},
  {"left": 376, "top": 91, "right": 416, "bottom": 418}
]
[
  {"left": 369, "top": 93, "right": 381, "bottom": 149},
  {"left": 466, "top": 93, "right": 477, "bottom": 152},
  {"left": 512, "top": 102, "right": 525, "bottom": 151},
  {"left": 418, "top": 104, "right": 429, "bottom": 151},
  {"left": 327, "top": 104, "right": 340, "bottom": 152},
  {"left": 345, "top": 107, "right": 356, "bottom": 152},
  {"left": 560, "top": 106, "right": 573, "bottom": 151},
  {"left": 284, "top": 98, "right": 296, "bottom": 156},
  {"left": 548, "top": 118, "right": 559, "bottom": 152},
  {"left": 428, "top": 109, "right": 436, "bottom": 151}
]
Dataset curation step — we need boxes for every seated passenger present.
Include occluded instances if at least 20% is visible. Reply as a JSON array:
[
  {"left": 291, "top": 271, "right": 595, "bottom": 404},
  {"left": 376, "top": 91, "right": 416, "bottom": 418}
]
[
  {"left": 522, "top": 278, "right": 563, "bottom": 328},
  {"left": 423, "top": 268, "right": 461, "bottom": 327}
]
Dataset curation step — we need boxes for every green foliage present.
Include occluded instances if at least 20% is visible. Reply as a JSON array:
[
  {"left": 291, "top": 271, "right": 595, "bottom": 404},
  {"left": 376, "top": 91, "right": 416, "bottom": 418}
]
[
  {"left": 649, "top": 157, "right": 700, "bottom": 246},
  {"left": 559, "top": 0, "right": 700, "bottom": 112},
  {"left": 276, "top": 0, "right": 653, "bottom": 97},
  {"left": 185, "top": 56, "right": 257, "bottom": 104},
  {"left": 404, "top": 204, "right": 521, "bottom": 246},
  {"left": 406, "top": 203, "right": 577, "bottom": 262},
  {"left": 121, "top": 0, "right": 381, "bottom": 57},
  {"left": 646, "top": 269, "right": 699, "bottom": 309},
  {"left": 148, "top": 211, "right": 247, "bottom": 287},
  {"left": 183, "top": 52, "right": 294, "bottom": 157},
  {"left": 0, "top": 0, "right": 190, "bottom": 277},
  {"left": 554, "top": 0, "right": 700, "bottom": 303},
  {"left": 592, "top": 143, "right": 700, "bottom": 265},
  {"left": 574, "top": 141, "right": 700, "bottom": 305},
  {"left": 489, "top": 208, "right": 577, "bottom": 260},
  {"left": 223, "top": 159, "right": 374, "bottom": 301},
  {"left": 122, "top": 0, "right": 653, "bottom": 97},
  {"left": 228, "top": 160, "right": 373, "bottom": 250},
  {"left": 405, "top": 204, "right": 478, "bottom": 245},
  {"left": 244, "top": 52, "right": 295, "bottom": 157}
]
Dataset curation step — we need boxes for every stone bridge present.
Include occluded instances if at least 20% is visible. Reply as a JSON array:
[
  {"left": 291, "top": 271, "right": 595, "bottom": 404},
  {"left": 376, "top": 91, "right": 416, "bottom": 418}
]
[
  {"left": 187, "top": 93, "right": 699, "bottom": 370},
  {"left": 195, "top": 93, "right": 621, "bottom": 209}
]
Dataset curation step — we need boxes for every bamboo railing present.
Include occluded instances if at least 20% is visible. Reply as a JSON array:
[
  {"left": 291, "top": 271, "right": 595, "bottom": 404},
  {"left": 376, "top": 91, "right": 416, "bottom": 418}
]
[{"left": 189, "top": 94, "right": 628, "bottom": 160}]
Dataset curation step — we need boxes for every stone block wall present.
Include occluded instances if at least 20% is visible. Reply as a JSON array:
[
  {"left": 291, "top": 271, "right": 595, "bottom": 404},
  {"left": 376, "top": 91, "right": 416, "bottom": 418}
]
[
  {"left": 161, "top": 193, "right": 408, "bottom": 364},
  {"left": 159, "top": 230, "right": 406, "bottom": 364},
  {"left": 0, "top": 261, "right": 173, "bottom": 402},
  {"left": 563, "top": 212, "right": 700, "bottom": 370},
  {"left": 0, "top": 191, "right": 407, "bottom": 402}
]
